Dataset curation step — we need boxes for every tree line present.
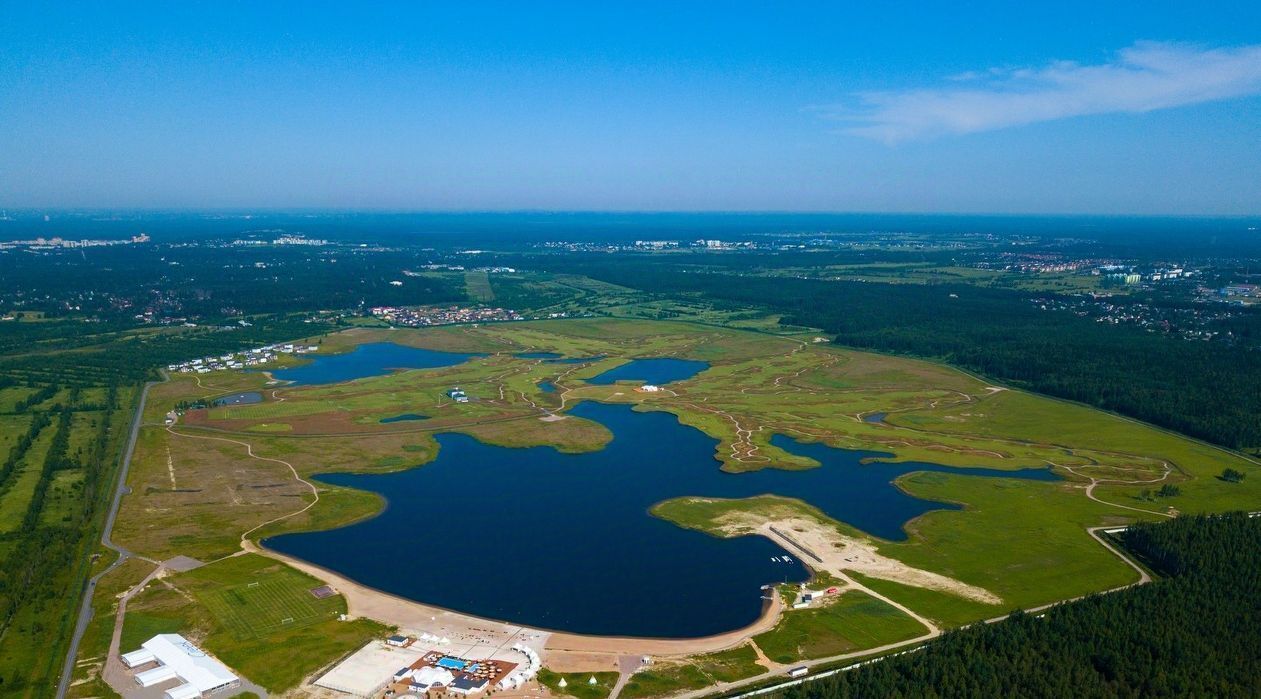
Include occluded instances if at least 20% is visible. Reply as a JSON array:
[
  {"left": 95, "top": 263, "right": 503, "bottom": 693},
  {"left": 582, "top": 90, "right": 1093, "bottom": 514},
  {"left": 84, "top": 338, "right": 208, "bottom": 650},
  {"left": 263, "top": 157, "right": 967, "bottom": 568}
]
[
  {"left": 777, "top": 513, "right": 1260, "bottom": 698},
  {"left": 547, "top": 258, "right": 1261, "bottom": 450}
]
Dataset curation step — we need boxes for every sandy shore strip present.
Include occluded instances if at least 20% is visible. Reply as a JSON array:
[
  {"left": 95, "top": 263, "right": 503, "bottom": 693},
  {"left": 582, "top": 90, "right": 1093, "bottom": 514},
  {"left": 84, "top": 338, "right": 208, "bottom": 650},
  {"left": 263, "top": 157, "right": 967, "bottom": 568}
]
[
  {"left": 250, "top": 542, "right": 550, "bottom": 653},
  {"left": 544, "top": 593, "right": 783, "bottom": 658},
  {"left": 251, "top": 540, "right": 786, "bottom": 664}
]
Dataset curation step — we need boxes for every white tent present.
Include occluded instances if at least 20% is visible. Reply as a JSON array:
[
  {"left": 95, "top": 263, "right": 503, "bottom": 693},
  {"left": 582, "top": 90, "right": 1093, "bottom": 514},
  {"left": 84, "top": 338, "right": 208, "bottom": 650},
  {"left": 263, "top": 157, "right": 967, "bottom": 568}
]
[
  {"left": 121, "top": 648, "right": 156, "bottom": 668},
  {"left": 136, "top": 666, "right": 178, "bottom": 687},
  {"left": 125, "top": 634, "right": 239, "bottom": 696},
  {"left": 165, "top": 683, "right": 201, "bottom": 699},
  {"left": 410, "top": 666, "right": 456, "bottom": 689}
]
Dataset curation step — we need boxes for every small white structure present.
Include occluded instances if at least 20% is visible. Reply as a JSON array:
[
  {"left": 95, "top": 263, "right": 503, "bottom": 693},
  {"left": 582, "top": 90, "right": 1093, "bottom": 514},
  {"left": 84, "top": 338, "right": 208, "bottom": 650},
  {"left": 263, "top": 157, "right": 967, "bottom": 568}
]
[
  {"left": 165, "top": 683, "right": 202, "bottom": 699},
  {"left": 123, "top": 634, "right": 239, "bottom": 698},
  {"left": 640, "top": 384, "right": 661, "bottom": 392},
  {"left": 136, "top": 665, "right": 178, "bottom": 687},
  {"left": 121, "top": 648, "right": 156, "bottom": 668}
]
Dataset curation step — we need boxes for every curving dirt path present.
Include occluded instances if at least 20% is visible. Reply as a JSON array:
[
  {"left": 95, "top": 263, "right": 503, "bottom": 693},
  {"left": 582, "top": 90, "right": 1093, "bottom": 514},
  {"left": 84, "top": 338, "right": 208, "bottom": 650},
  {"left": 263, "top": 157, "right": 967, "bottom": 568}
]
[
  {"left": 164, "top": 425, "right": 322, "bottom": 547},
  {"left": 1059, "top": 463, "right": 1176, "bottom": 519}
]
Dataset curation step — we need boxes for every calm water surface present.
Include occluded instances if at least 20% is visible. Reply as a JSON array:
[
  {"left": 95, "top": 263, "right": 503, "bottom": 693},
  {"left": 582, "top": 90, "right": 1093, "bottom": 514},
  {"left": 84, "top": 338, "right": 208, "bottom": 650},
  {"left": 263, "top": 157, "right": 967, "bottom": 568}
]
[
  {"left": 380, "top": 413, "right": 429, "bottom": 423},
  {"left": 515, "top": 352, "right": 604, "bottom": 364},
  {"left": 267, "top": 401, "right": 1056, "bottom": 637},
  {"left": 269, "top": 343, "right": 483, "bottom": 386},
  {"left": 586, "top": 358, "right": 709, "bottom": 385},
  {"left": 212, "top": 391, "right": 262, "bottom": 406}
]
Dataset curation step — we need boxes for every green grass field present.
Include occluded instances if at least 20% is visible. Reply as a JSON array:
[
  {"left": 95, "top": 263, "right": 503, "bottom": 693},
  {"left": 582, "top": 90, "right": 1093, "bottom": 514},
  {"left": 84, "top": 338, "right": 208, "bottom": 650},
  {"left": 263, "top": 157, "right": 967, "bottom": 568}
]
[
  {"left": 538, "top": 670, "right": 621, "bottom": 699},
  {"left": 753, "top": 591, "right": 927, "bottom": 663},
  {"left": 200, "top": 576, "right": 342, "bottom": 639},
  {"left": 71, "top": 557, "right": 157, "bottom": 698},
  {"left": 123, "top": 553, "right": 385, "bottom": 693},
  {"left": 465, "top": 270, "right": 495, "bottom": 302},
  {"left": 620, "top": 645, "right": 766, "bottom": 699},
  {"left": 0, "top": 424, "right": 56, "bottom": 533}
]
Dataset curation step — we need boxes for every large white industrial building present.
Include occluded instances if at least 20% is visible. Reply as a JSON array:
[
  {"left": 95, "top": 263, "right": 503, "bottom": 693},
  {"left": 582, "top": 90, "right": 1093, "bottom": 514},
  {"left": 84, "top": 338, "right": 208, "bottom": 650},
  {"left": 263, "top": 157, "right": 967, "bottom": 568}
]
[{"left": 121, "top": 634, "right": 239, "bottom": 699}]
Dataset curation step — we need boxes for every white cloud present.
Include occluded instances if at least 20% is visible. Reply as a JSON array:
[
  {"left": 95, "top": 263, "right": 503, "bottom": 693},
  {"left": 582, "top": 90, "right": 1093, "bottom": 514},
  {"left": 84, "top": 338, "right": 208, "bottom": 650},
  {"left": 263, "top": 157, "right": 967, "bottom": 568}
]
[{"left": 833, "top": 42, "right": 1261, "bottom": 143}]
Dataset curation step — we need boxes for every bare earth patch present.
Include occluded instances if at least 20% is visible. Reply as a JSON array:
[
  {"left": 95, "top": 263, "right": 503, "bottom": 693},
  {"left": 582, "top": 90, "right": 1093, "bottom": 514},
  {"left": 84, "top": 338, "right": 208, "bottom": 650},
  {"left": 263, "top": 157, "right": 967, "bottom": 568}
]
[{"left": 715, "top": 511, "right": 1001, "bottom": 605}]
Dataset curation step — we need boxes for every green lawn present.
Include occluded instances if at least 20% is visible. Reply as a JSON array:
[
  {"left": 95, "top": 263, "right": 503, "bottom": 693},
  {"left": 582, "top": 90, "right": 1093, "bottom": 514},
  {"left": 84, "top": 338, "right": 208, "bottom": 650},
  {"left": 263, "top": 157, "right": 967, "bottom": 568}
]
[
  {"left": 200, "top": 576, "right": 341, "bottom": 639},
  {"left": 753, "top": 591, "right": 927, "bottom": 663},
  {"left": 538, "top": 669, "right": 620, "bottom": 699},
  {"left": 70, "top": 557, "right": 157, "bottom": 699},
  {"left": 0, "top": 426, "right": 55, "bottom": 533},
  {"left": 465, "top": 271, "right": 495, "bottom": 302},
  {"left": 124, "top": 554, "right": 387, "bottom": 693},
  {"left": 620, "top": 645, "right": 766, "bottom": 699},
  {"left": 848, "top": 571, "right": 1002, "bottom": 628}
]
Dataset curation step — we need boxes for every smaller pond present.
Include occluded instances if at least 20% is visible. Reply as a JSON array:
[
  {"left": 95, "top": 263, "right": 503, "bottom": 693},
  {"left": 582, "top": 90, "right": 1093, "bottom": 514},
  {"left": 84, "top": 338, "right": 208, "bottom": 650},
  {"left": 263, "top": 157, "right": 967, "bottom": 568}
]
[
  {"left": 863, "top": 412, "right": 887, "bottom": 424},
  {"left": 515, "top": 352, "right": 605, "bottom": 364},
  {"left": 586, "top": 358, "right": 709, "bottom": 385},
  {"left": 212, "top": 391, "right": 263, "bottom": 406},
  {"left": 380, "top": 413, "right": 429, "bottom": 423},
  {"left": 538, "top": 381, "right": 557, "bottom": 393},
  {"left": 269, "top": 343, "right": 484, "bottom": 386}
]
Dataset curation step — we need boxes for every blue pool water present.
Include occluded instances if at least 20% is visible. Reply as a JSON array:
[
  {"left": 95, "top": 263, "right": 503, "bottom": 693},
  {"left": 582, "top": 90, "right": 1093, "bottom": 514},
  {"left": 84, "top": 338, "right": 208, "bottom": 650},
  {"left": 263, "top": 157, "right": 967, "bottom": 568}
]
[
  {"left": 538, "top": 381, "right": 557, "bottom": 393},
  {"left": 267, "top": 401, "right": 1057, "bottom": 638},
  {"left": 269, "top": 343, "right": 483, "bottom": 386},
  {"left": 585, "top": 358, "right": 709, "bottom": 385}
]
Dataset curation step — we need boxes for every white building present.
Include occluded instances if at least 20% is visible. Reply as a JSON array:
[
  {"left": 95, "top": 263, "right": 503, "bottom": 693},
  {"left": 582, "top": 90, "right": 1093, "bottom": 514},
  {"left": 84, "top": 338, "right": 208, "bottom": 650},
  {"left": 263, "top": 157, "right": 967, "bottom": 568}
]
[
  {"left": 122, "top": 634, "right": 239, "bottom": 698},
  {"left": 409, "top": 666, "right": 456, "bottom": 690}
]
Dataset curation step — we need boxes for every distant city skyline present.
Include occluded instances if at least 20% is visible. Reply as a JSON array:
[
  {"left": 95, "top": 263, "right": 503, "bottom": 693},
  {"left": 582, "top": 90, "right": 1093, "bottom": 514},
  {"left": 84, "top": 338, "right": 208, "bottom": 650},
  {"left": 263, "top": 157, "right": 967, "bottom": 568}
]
[{"left": 2, "top": 2, "right": 1260, "bottom": 214}]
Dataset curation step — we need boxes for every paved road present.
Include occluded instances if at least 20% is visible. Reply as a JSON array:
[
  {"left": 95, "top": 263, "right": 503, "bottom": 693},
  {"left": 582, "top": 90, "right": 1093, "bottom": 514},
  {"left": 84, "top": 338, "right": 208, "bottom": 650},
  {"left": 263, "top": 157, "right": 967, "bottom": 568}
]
[{"left": 56, "top": 377, "right": 163, "bottom": 699}]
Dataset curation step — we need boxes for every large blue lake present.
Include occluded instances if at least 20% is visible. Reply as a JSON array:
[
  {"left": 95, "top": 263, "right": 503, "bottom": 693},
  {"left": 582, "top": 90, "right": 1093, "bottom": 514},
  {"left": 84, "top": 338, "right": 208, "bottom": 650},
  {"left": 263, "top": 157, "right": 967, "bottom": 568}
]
[
  {"left": 267, "top": 401, "right": 1057, "bottom": 638},
  {"left": 269, "top": 343, "right": 484, "bottom": 386},
  {"left": 586, "top": 358, "right": 710, "bottom": 385}
]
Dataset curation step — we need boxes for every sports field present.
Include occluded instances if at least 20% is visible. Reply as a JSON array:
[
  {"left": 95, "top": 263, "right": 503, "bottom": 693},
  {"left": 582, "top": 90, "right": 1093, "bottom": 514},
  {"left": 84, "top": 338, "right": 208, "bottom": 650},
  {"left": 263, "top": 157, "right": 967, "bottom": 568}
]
[{"left": 201, "top": 576, "right": 342, "bottom": 639}]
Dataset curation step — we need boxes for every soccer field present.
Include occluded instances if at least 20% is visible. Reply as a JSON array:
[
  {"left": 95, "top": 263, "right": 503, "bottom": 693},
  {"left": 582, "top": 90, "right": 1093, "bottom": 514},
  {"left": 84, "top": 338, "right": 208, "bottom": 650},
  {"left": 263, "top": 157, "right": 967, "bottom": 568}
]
[{"left": 203, "top": 576, "right": 342, "bottom": 639}]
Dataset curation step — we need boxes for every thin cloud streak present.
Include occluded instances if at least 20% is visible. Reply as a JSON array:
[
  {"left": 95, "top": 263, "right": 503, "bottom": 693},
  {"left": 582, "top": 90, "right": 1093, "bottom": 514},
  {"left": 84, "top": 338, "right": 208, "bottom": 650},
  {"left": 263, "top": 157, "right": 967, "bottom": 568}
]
[{"left": 834, "top": 42, "right": 1261, "bottom": 143}]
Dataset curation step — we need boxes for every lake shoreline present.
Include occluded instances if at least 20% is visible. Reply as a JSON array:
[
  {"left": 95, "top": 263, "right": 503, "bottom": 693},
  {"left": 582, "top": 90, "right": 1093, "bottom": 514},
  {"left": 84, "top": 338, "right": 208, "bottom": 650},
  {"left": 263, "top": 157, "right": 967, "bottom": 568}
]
[{"left": 247, "top": 537, "right": 789, "bottom": 667}]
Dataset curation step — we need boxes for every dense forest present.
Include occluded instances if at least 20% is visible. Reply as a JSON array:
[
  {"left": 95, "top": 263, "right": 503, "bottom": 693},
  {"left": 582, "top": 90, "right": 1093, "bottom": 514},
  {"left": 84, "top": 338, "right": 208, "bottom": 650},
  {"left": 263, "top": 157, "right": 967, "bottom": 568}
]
[
  {"left": 545, "top": 258, "right": 1261, "bottom": 449},
  {"left": 777, "top": 513, "right": 1260, "bottom": 698},
  {"left": 0, "top": 243, "right": 464, "bottom": 320}
]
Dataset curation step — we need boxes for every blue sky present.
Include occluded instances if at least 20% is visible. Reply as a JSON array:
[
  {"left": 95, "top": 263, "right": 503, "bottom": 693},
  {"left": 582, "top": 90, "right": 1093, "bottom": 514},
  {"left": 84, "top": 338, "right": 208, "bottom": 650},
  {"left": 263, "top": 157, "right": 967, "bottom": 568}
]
[{"left": 2, "top": 2, "right": 1260, "bottom": 214}]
